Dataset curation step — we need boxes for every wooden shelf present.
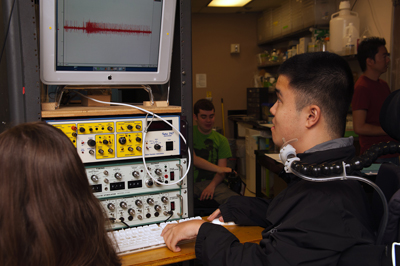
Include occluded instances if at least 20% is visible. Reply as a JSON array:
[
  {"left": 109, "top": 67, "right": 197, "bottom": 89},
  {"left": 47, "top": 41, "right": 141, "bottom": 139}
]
[
  {"left": 258, "top": 54, "right": 358, "bottom": 69},
  {"left": 257, "top": 62, "right": 282, "bottom": 68},
  {"left": 41, "top": 105, "right": 182, "bottom": 118}
]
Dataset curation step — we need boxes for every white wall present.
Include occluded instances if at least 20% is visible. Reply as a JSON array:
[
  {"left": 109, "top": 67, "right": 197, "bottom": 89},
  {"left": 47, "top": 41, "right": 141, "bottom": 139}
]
[
  {"left": 344, "top": 0, "right": 393, "bottom": 83},
  {"left": 351, "top": 0, "right": 393, "bottom": 52}
]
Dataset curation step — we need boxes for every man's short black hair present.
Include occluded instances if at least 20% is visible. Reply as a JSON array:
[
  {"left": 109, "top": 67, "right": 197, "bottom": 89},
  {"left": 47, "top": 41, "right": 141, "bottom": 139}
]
[
  {"left": 194, "top": 99, "right": 215, "bottom": 116},
  {"left": 357, "top": 37, "right": 386, "bottom": 72},
  {"left": 278, "top": 52, "right": 354, "bottom": 138}
]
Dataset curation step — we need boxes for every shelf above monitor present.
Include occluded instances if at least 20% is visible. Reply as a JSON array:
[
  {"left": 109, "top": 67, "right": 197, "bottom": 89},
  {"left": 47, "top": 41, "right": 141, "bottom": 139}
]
[{"left": 41, "top": 105, "right": 182, "bottom": 118}]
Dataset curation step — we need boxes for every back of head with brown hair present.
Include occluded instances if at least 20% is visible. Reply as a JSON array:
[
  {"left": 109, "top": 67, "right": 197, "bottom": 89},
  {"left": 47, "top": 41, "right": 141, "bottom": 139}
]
[{"left": 0, "top": 122, "right": 121, "bottom": 266}]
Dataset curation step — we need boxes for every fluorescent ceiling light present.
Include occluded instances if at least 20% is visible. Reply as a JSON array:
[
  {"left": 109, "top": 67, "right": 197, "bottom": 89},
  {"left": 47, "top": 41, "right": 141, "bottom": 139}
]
[{"left": 208, "top": 0, "right": 252, "bottom": 7}]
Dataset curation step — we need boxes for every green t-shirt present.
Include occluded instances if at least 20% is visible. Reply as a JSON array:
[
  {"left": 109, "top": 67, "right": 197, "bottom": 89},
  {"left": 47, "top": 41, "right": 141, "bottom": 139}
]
[{"left": 193, "top": 126, "right": 232, "bottom": 182}]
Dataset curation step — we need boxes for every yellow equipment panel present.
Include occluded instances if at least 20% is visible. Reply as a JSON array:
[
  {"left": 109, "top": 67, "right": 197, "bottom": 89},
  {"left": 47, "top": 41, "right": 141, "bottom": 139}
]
[
  {"left": 95, "top": 134, "right": 115, "bottom": 159},
  {"left": 77, "top": 122, "right": 114, "bottom": 134},
  {"left": 116, "top": 133, "right": 143, "bottom": 158},
  {"left": 52, "top": 123, "right": 77, "bottom": 147},
  {"left": 116, "top": 121, "right": 142, "bottom": 132}
]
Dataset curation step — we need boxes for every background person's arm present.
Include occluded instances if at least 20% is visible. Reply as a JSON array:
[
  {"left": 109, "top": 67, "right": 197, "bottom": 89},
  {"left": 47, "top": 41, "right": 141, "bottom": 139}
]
[
  {"left": 193, "top": 152, "right": 232, "bottom": 173},
  {"left": 352, "top": 109, "right": 387, "bottom": 136}
]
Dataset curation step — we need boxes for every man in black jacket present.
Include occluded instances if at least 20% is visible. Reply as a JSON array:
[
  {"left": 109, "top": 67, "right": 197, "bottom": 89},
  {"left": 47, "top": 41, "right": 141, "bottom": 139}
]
[{"left": 162, "top": 52, "right": 392, "bottom": 265}]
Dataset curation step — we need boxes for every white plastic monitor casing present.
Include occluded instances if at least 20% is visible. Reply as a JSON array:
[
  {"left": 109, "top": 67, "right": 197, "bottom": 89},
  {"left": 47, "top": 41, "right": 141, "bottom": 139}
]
[{"left": 40, "top": 0, "right": 176, "bottom": 85}]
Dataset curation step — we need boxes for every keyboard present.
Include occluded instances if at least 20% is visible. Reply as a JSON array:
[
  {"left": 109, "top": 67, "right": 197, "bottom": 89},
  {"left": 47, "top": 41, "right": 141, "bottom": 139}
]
[{"left": 110, "top": 216, "right": 203, "bottom": 255}]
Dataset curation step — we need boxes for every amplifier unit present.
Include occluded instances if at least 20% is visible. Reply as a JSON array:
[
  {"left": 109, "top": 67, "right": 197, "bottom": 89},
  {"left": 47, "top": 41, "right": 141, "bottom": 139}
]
[
  {"left": 101, "top": 189, "right": 188, "bottom": 229},
  {"left": 85, "top": 158, "right": 187, "bottom": 199},
  {"left": 47, "top": 115, "right": 181, "bottom": 163}
]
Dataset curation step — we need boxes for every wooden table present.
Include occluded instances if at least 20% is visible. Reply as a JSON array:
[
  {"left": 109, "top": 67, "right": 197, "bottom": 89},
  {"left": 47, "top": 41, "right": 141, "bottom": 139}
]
[{"left": 120, "top": 221, "right": 264, "bottom": 266}]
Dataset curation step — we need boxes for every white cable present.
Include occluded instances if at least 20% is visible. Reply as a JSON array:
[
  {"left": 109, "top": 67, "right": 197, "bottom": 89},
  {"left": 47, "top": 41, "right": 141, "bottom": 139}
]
[
  {"left": 280, "top": 143, "right": 388, "bottom": 245},
  {"left": 290, "top": 166, "right": 388, "bottom": 245},
  {"left": 142, "top": 131, "right": 191, "bottom": 186},
  {"left": 392, "top": 243, "right": 399, "bottom": 266},
  {"left": 75, "top": 92, "right": 191, "bottom": 186}
]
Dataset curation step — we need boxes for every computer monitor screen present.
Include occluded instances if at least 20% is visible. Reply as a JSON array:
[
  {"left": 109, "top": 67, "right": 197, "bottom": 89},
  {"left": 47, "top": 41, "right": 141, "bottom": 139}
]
[{"left": 40, "top": 0, "right": 176, "bottom": 85}]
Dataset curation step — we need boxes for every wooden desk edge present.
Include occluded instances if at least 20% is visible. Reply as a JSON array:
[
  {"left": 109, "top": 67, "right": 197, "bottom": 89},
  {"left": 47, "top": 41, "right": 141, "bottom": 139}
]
[{"left": 120, "top": 222, "right": 264, "bottom": 266}]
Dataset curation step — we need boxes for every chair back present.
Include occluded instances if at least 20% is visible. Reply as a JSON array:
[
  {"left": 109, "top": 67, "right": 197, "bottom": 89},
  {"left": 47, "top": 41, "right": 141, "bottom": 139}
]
[{"left": 372, "top": 162, "right": 400, "bottom": 244}]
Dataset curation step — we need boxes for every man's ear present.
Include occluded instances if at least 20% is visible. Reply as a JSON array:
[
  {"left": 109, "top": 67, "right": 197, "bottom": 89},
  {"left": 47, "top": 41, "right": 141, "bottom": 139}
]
[
  {"left": 305, "top": 105, "right": 321, "bottom": 128},
  {"left": 366, "top": 57, "right": 375, "bottom": 67}
]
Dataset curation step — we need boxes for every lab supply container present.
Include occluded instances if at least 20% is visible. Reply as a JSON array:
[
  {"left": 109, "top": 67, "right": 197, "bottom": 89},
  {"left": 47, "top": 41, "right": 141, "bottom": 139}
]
[{"left": 329, "top": 1, "right": 360, "bottom": 55}]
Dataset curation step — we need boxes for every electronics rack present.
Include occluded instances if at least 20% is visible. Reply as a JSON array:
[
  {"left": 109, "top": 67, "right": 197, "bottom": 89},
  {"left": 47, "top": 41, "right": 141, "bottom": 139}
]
[{"left": 47, "top": 115, "right": 190, "bottom": 230}]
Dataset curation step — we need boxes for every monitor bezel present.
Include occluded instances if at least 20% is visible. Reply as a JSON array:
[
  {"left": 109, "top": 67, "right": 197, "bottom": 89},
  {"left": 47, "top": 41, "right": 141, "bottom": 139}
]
[{"left": 40, "top": 0, "right": 176, "bottom": 85}]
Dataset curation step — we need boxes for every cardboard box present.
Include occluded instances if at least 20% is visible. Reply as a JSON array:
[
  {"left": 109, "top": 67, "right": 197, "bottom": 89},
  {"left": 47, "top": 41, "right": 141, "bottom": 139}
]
[{"left": 81, "top": 90, "right": 111, "bottom": 107}]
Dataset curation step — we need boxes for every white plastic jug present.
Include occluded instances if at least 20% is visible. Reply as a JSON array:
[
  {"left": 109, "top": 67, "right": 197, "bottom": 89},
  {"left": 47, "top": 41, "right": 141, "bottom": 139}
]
[
  {"left": 343, "top": 23, "right": 359, "bottom": 55},
  {"left": 329, "top": 1, "right": 360, "bottom": 55}
]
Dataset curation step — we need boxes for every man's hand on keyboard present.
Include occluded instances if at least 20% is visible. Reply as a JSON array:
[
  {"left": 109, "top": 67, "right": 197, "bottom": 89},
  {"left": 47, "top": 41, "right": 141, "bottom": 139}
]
[
  {"left": 207, "top": 208, "right": 224, "bottom": 223},
  {"left": 161, "top": 219, "right": 205, "bottom": 252}
]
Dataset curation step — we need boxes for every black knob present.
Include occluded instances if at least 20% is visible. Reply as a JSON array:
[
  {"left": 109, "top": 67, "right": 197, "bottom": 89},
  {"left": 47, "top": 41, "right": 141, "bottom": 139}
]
[
  {"left": 155, "top": 169, "right": 162, "bottom": 176},
  {"left": 127, "top": 125, "right": 133, "bottom": 130},
  {"left": 103, "top": 139, "right": 109, "bottom": 145},
  {"left": 136, "top": 137, "right": 142, "bottom": 142},
  {"left": 72, "top": 132, "right": 77, "bottom": 137},
  {"left": 87, "top": 139, "right": 96, "bottom": 147},
  {"left": 161, "top": 196, "right": 168, "bottom": 203},
  {"left": 135, "top": 200, "right": 143, "bottom": 207},
  {"left": 79, "top": 127, "right": 85, "bottom": 133},
  {"left": 132, "top": 171, "right": 140, "bottom": 178},
  {"left": 115, "top": 173, "right": 122, "bottom": 180},
  {"left": 154, "top": 144, "right": 161, "bottom": 150},
  {"left": 146, "top": 213, "right": 151, "bottom": 218},
  {"left": 136, "top": 125, "right": 141, "bottom": 129},
  {"left": 119, "top": 137, "right": 126, "bottom": 145},
  {"left": 98, "top": 149, "right": 104, "bottom": 154},
  {"left": 146, "top": 179, "right": 153, "bottom": 187},
  {"left": 147, "top": 198, "right": 154, "bottom": 205},
  {"left": 108, "top": 148, "right": 113, "bottom": 153},
  {"left": 107, "top": 126, "right": 113, "bottom": 131}
]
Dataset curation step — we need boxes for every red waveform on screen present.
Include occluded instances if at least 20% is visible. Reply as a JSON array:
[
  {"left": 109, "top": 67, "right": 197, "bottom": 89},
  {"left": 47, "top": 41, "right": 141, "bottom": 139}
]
[{"left": 64, "top": 20, "right": 152, "bottom": 36}]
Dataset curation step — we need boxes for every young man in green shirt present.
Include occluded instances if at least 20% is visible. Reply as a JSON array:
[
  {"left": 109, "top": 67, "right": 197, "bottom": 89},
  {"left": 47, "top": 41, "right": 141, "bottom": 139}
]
[{"left": 193, "top": 99, "right": 239, "bottom": 204}]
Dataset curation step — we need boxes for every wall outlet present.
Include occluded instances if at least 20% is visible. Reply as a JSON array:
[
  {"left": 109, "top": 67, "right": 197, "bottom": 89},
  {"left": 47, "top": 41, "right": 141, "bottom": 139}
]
[{"left": 230, "top": 44, "right": 240, "bottom": 53}]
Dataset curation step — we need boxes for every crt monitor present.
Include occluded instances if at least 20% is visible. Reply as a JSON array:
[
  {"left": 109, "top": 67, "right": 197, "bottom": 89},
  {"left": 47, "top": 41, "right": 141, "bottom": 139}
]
[{"left": 40, "top": 0, "right": 176, "bottom": 85}]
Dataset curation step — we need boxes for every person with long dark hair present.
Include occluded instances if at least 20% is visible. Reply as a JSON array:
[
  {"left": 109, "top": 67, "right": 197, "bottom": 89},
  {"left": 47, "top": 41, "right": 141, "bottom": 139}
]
[{"left": 0, "top": 122, "right": 121, "bottom": 266}]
